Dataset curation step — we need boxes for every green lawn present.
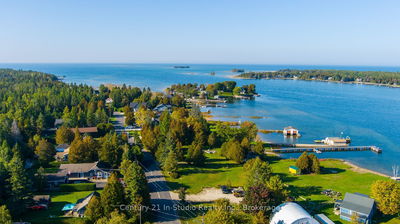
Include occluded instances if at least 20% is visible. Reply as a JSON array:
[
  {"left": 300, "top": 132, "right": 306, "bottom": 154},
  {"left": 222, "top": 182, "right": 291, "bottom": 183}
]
[
  {"left": 166, "top": 149, "right": 246, "bottom": 194},
  {"left": 270, "top": 158, "right": 389, "bottom": 223},
  {"left": 22, "top": 190, "right": 102, "bottom": 224},
  {"left": 167, "top": 151, "right": 394, "bottom": 223}
]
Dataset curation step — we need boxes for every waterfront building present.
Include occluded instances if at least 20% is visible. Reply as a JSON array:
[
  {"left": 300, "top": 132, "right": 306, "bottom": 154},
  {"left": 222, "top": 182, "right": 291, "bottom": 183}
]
[
  {"left": 283, "top": 126, "right": 299, "bottom": 136},
  {"left": 339, "top": 193, "right": 376, "bottom": 224}
]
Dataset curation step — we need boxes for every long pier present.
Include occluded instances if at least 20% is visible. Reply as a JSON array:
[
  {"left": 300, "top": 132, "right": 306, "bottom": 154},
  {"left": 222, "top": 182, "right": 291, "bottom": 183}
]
[{"left": 271, "top": 146, "right": 382, "bottom": 153}]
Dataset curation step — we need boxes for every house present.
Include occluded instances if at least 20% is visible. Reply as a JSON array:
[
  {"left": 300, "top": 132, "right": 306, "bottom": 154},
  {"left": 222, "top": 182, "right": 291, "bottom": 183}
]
[
  {"left": 322, "top": 137, "right": 348, "bottom": 146},
  {"left": 54, "top": 119, "right": 64, "bottom": 128},
  {"left": 339, "top": 193, "right": 376, "bottom": 223},
  {"left": 270, "top": 202, "right": 319, "bottom": 224},
  {"left": 153, "top": 104, "right": 172, "bottom": 114},
  {"left": 283, "top": 126, "right": 299, "bottom": 136},
  {"left": 129, "top": 102, "right": 140, "bottom": 112},
  {"left": 59, "top": 162, "right": 111, "bottom": 180},
  {"left": 314, "top": 214, "right": 335, "bottom": 224},
  {"left": 66, "top": 192, "right": 100, "bottom": 217},
  {"left": 56, "top": 144, "right": 70, "bottom": 152},
  {"left": 105, "top": 98, "right": 113, "bottom": 104},
  {"left": 289, "top": 165, "right": 301, "bottom": 175}
]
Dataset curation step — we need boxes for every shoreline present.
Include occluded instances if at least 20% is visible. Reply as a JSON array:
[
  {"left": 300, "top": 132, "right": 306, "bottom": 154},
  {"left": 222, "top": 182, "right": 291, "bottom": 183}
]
[
  {"left": 339, "top": 160, "right": 390, "bottom": 177},
  {"left": 233, "top": 76, "right": 400, "bottom": 88}
]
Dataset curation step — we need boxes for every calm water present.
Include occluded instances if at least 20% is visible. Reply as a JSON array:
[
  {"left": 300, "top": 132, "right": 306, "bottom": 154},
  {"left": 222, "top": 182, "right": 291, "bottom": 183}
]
[{"left": 2, "top": 63, "right": 400, "bottom": 175}]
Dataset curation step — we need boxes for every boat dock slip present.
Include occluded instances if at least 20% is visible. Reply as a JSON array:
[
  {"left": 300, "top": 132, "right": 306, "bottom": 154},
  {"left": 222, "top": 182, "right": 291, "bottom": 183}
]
[{"left": 271, "top": 146, "right": 382, "bottom": 153}]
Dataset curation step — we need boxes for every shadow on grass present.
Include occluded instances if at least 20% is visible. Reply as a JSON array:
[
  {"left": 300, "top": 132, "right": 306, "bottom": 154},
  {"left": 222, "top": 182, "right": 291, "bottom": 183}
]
[
  {"left": 166, "top": 181, "right": 191, "bottom": 191},
  {"left": 320, "top": 167, "right": 346, "bottom": 175},
  {"left": 288, "top": 185, "right": 323, "bottom": 198}
]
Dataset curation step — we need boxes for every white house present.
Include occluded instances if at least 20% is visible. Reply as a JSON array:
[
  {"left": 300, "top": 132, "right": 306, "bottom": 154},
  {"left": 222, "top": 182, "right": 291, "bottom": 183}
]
[
  {"left": 270, "top": 202, "right": 319, "bottom": 224},
  {"left": 105, "top": 98, "right": 113, "bottom": 104},
  {"left": 283, "top": 126, "right": 299, "bottom": 136}
]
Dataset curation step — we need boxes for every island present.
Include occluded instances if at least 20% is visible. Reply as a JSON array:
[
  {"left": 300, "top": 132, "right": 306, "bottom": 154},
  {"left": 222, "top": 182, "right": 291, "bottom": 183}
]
[
  {"left": 237, "top": 69, "right": 400, "bottom": 87},
  {"left": 173, "top": 65, "right": 190, "bottom": 68}
]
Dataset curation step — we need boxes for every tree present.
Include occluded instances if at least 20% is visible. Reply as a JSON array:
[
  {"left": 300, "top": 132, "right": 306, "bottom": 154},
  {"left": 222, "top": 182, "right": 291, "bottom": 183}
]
[
  {"left": 245, "top": 157, "right": 272, "bottom": 187},
  {"left": 99, "top": 133, "right": 123, "bottom": 168},
  {"left": 227, "top": 141, "right": 245, "bottom": 164},
  {"left": 85, "top": 194, "right": 103, "bottom": 223},
  {"left": 135, "top": 107, "right": 153, "bottom": 127},
  {"left": 207, "top": 132, "right": 218, "bottom": 148},
  {"left": 252, "top": 141, "right": 264, "bottom": 155},
  {"left": 204, "top": 199, "right": 235, "bottom": 224},
  {"left": 35, "top": 139, "right": 56, "bottom": 166},
  {"left": 242, "top": 184, "right": 274, "bottom": 215},
  {"left": 371, "top": 180, "right": 400, "bottom": 215},
  {"left": 186, "top": 142, "right": 205, "bottom": 166},
  {"left": 96, "top": 210, "right": 130, "bottom": 224},
  {"left": 125, "top": 112, "right": 135, "bottom": 126},
  {"left": 266, "top": 175, "right": 288, "bottom": 204},
  {"left": 0, "top": 205, "right": 12, "bottom": 224},
  {"left": 295, "top": 152, "right": 312, "bottom": 174},
  {"left": 122, "top": 160, "right": 150, "bottom": 219},
  {"left": 100, "top": 173, "right": 125, "bottom": 216},
  {"left": 35, "top": 167, "right": 47, "bottom": 192},
  {"left": 163, "top": 150, "right": 179, "bottom": 178},
  {"left": 310, "top": 154, "right": 321, "bottom": 174},
  {"left": 0, "top": 141, "right": 12, "bottom": 166},
  {"left": 233, "top": 86, "right": 241, "bottom": 95},
  {"left": 55, "top": 126, "right": 74, "bottom": 144},
  {"left": 8, "top": 150, "right": 31, "bottom": 214}
]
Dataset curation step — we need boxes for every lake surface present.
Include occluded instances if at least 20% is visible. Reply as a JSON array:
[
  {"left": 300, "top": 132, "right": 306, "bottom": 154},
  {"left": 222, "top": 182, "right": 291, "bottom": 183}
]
[{"left": 2, "top": 63, "right": 400, "bottom": 175}]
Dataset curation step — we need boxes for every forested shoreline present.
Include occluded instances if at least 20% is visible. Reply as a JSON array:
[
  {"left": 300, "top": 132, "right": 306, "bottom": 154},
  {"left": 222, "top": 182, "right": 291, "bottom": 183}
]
[{"left": 237, "top": 69, "right": 400, "bottom": 86}]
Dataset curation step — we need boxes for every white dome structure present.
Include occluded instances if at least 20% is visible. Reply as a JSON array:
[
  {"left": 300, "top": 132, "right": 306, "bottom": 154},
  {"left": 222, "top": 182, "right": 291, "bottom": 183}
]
[{"left": 270, "top": 202, "right": 319, "bottom": 224}]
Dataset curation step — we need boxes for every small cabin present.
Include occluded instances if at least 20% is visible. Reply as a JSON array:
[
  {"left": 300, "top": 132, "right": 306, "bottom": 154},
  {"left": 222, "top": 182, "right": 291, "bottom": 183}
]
[
  {"left": 283, "top": 126, "right": 299, "bottom": 136},
  {"left": 289, "top": 165, "right": 301, "bottom": 175}
]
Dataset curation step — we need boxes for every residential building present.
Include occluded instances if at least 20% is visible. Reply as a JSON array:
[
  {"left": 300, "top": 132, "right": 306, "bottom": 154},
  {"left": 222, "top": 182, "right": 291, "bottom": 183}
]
[
  {"left": 339, "top": 193, "right": 376, "bottom": 224},
  {"left": 59, "top": 162, "right": 110, "bottom": 180}
]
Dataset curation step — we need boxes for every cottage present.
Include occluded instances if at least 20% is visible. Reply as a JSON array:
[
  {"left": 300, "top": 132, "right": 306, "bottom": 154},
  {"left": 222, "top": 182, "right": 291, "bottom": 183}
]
[
  {"left": 45, "top": 173, "right": 67, "bottom": 188},
  {"left": 339, "top": 193, "right": 376, "bottom": 223},
  {"left": 323, "top": 137, "right": 348, "bottom": 146},
  {"left": 59, "top": 162, "right": 110, "bottom": 180},
  {"left": 270, "top": 202, "right": 319, "bottom": 224},
  {"left": 32, "top": 195, "right": 51, "bottom": 206},
  {"left": 283, "top": 126, "right": 299, "bottom": 136},
  {"left": 289, "top": 165, "right": 301, "bottom": 175}
]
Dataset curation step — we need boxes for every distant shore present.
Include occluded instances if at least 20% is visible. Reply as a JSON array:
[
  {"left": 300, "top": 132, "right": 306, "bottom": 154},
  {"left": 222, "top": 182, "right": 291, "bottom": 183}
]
[{"left": 233, "top": 75, "right": 400, "bottom": 88}]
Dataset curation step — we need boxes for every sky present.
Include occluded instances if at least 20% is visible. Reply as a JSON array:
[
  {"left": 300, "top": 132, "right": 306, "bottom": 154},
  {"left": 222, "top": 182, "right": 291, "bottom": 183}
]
[{"left": 0, "top": 0, "right": 399, "bottom": 65}]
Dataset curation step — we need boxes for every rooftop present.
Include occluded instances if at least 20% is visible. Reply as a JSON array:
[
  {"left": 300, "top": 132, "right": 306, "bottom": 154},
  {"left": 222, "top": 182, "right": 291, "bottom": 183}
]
[{"left": 341, "top": 192, "right": 375, "bottom": 215}]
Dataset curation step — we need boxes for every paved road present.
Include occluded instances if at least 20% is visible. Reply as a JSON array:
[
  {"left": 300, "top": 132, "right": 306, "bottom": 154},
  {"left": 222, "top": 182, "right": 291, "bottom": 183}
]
[
  {"left": 112, "top": 111, "right": 125, "bottom": 130},
  {"left": 142, "top": 151, "right": 181, "bottom": 224}
]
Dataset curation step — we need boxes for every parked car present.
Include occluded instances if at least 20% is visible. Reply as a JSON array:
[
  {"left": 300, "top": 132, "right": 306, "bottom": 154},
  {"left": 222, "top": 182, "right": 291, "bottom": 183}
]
[
  {"left": 232, "top": 187, "right": 245, "bottom": 197},
  {"left": 28, "top": 204, "right": 47, "bottom": 211},
  {"left": 221, "top": 185, "right": 231, "bottom": 194}
]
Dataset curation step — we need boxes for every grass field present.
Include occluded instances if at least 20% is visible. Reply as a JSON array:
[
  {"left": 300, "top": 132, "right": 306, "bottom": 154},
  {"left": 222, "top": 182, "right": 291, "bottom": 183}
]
[
  {"left": 167, "top": 150, "right": 398, "bottom": 223},
  {"left": 166, "top": 149, "right": 246, "bottom": 194},
  {"left": 22, "top": 190, "right": 102, "bottom": 224}
]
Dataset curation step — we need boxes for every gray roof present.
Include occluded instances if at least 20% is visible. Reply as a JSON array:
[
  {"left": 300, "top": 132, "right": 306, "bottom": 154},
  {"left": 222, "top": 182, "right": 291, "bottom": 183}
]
[
  {"left": 129, "top": 102, "right": 139, "bottom": 109},
  {"left": 341, "top": 193, "right": 375, "bottom": 215},
  {"left": 59, "top": 162, "right": 99, "bottom": 174}
]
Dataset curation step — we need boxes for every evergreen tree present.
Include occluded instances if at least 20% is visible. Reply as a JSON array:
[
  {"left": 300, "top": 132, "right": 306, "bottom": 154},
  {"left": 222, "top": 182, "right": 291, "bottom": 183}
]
[
  {"left": 186, "top": 141, "right": 205, "bottom": 166},
  {"left": 0, "top": 205, "right": 12, "bottom": 224},
  {"left": 252, "top": 141, "right": 265, "bottom": 155},
  {"left": 163, "top": 150, "right": 179, "bottom": 178},
  {"left": 8, "top": 149, "right": 31, "bottom": 214},
  {"left": 100, "top": 173, "right": 125, "bottom": 216},
  {"left": 245, "top": 157, "right": 272, "bottom": 187},
  {"left": 85, "top": 195, "right": 103, "bottom": 223},
  {"left": 35, "top": 167, "right": 47, "bottom": 192},
  {"left": 0, "top": 141, "right": 12, "bottom": 167},
  {"left": 295, "top": 152, "right": 312, "bottom": 174}
]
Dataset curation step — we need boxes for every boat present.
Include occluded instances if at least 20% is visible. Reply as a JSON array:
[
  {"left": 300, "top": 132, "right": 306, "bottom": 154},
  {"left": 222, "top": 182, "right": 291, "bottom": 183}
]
[
  {"left": 313, "top": 149, "right": 322, "bottom": 154},
  {"left": 314, "top": 140, "right": 323, "bottom": 143}
]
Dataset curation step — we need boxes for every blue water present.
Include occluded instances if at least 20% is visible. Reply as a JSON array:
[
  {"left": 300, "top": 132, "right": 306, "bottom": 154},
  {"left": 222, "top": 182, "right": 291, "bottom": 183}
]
[{"left": 2, "top": 63, "right": 400, "bottom": 175}]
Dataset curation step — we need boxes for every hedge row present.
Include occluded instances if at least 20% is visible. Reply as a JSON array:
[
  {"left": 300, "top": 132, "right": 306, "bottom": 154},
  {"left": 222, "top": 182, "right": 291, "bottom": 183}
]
[{"left": 59, "top": 183, "right": 96, "bottom": 191}]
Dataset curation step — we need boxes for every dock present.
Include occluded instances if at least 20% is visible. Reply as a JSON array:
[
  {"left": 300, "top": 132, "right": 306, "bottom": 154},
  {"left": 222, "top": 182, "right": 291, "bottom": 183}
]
[{"left": 271, "top": 146, "right": 382, "bottom": 153}]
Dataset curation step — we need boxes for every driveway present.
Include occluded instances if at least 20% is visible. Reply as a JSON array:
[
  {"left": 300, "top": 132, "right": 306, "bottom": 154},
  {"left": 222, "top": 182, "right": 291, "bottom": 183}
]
[{"left": 141, "top": 151, "right": 181, "bottom": 224}]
